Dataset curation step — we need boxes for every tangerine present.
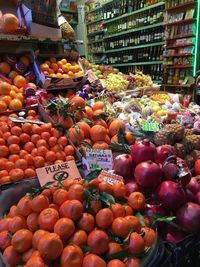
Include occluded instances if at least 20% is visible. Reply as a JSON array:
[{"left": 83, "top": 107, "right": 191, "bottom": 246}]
[
  {"left": 11, "top": 229, "right": 33, "bottom": 253},
  {"left": 59, "top": 200, "right": 83, "bottom": 220},
  {"left": 38, "top": 208, "right": 59, "bottom": 231},
  {"left": 128, "top": 192, "right": 145, "bottom": 211},
  {"left": 61, "top": 244, "right": 83, "bottom": 267},
  {"left": 128, "top": 232, "right": 145, "bottom": 254},
  {"left": 112, "top": 217, "right": 132, "bottom": 238},
  {"left": 54, "top": 218, "right": 75, "bottom": 241},
  {"left": 96, "top": 208, "right": 114, "bottom": 229},
  {"left": 82, "top": 253, "right": 106, "bottom": 267},
  {"left": 90, "top": 125, "right": 107, "bottom": 142},
  {"left": 70, "top": 230, "right": 87, "bottom": 246},
  {"left": 87, "top": 229, "right": 109, "bottom": 255}
]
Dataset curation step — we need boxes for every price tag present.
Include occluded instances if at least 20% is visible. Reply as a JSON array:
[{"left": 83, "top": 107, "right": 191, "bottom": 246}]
[
  {"left": 8, "top": 117, "right": 44, "bottom": 125},
  {"left": 142, "top": 122, "right": 160, "bottom": 132},
  {"left": 98, "top": 171, "right": 124, "bottom": 185},
  {"left": 86, "top": 149, "right": 113, "bottom": 171},
  {"left": 36, "top": 160, "right": 82, "bottom": 186},
  {"left": 86, "top": 70, "right": 98, "bottom": 83}
]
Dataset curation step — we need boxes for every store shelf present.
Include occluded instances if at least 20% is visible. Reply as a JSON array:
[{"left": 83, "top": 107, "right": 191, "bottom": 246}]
[
  {"left": 0, "top": 34, "right": 66, "bottom": 43},
  {"left": 165, "top": 53, "right": 193, "bottom": 57},
  {"left": 60, "top": 7, "right": 77, "bottom": 14},
  {"left": 88, "top": 30, "right": 104, "bottom": 37},
  {"left": 87, "top": 18, "right": 103, "bottom": 25},
  {"left": 104, "top": 22, "right": 164, "bottom": 39},
  {"left": 105, "top": 41, "right": 165, "bottom": 53},
  {"left": 163, "top": 84, "right": 192, "bottom": 88},
  {"left": 166, "top": 34, "right": 194, "bottom": 41},
  {"left": 86, "top": 5, "right": 103, "bottom": 14},
  {"left": 165, "top": 1, "right": 195, "bottom": 11},
  {"left": 165, "top": 18, "right": 195, "bottom": 26},
  {"left": 111, "top": 61, "right": 163, "bottom": 67},
  {"left": 104, "top": 2, "right": 165, "bottom": 25},
  {"left": 166, "top": 43, "right": 194, "bottom": 49},
  {"left": 89, "top": 39, "right": 104, "bottom": 44},
  {"left": 163, "top": 65, "right": 192, "bottom": 69}
]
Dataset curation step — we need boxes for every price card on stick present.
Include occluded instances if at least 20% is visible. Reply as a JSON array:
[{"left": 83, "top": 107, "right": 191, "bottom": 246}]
[
  {"left": 98, "top": 171, "right": 124, "bottom": 185},
  {"left": 36, "top": 160, "right": 82, "bottom": 186},
  {"left": 86, "top": 149, "right": 113, "bottom": 171}
]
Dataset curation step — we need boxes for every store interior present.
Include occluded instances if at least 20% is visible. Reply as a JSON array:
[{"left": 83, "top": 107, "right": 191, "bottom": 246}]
[{"left": 0, "top": 0, "right": 200, "bottom": 266}]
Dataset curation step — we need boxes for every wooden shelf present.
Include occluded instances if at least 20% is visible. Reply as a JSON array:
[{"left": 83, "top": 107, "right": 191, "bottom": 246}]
[
  {"left": 111, "top": 61, "right": 163, "bottom": 67},
  {"left": 166, "top": 43, "right": 194, "bottom": 49},
  {"left": 87, "top": 18, "right": 103, "bottom": 25},
  {"left": 165, "top": 1, "right": 195, "bottom": 11},
  {"left": 166, "top": 34, "right": 194, "bottom": 41},
  {"left": 165, "top": 53, "right": 193, "bottom": 57},
  {"left": 163, "top": 65, "right": 192, "bottom": 69},
  {"left": 165, "top": 18, "right": 195, "bottom": 27}
]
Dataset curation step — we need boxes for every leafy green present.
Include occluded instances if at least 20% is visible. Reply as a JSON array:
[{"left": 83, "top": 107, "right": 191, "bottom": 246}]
[
  {"left": 84, "top": 169, "right": 102, "bottom": 182},
  {"left": 135, "top": 212, "right": 146, "bottom": 227},
  {"left": 99, "top": 192, "right": 115, "bottom": 207},
  {"left": 117, "top": 128, "right": 129, "bottom": 145},
  {"left": 110, "top": 142, "right": 131, "bottom": 154}
]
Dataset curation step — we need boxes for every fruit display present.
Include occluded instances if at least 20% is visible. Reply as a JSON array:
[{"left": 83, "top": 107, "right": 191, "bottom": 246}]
[
  {"left": 112, "top": 140, "right": 200, "bottom": 238},
  {"left": 90, "top": 64, "right": 119, "bottom": 79},
  {"left": 40, "top": 57, "right": 84, "bottom": 78},
  {"left": 0, "top": 13, "right": 19, "bottom": 34},
  {"left": 0, "top": 54, "right": 38, "bottom": 112},
  {"left": 0, "top": 114, "right": 75, "bottom": 185},
  {"left": 129, "top": 71, "right": 153, "bottom": 87},
  {"left": 102, "top": 73, "right": 129, "bottom": 93},
  {"left": 0, "top": 176, "right": 157, "bottom": 267}
]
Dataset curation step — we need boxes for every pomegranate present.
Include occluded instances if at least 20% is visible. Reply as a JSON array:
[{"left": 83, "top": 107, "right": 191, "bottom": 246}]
[
  {"left": 194, "top": 192, "right": 200, "bottom": 205},
  {"left": 186, "top": 176, "right": 200, "bottom": 195},
  {"left": 157, "top": 181, "right": 185, "bottom": 210},
  {"left": 113, "top": 154, "right": 135, "bottom": 179},
  {"left": 185, "top": 189, "right": 194, "bottom": 202},
  {"left": 162, "top": 163, "right": 179, "bottom": 180},
  {"left": 125, "top": 182, "right": 143, "bottom": 196},
  {"left": 155, "top": 145, "right": 174, "bottom": 164},
  {"left": 134, "top": 161, "right": 162, "bottom": 188},
  {"left": 131, "top": 140, "right": 156, "bottom": 164},
  {"left": 176, "top": 202, "right": 200, "bottom": 233}
]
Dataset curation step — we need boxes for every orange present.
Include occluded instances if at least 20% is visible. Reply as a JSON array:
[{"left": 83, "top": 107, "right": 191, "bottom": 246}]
[
  {"left": 195, "top": 159, "right": 200, "bottom": 175},
  {"left": 59, "top": 200, "right": 83, "bottom": 220},
  {"left": 109, "top": 119, "right": 126, "bottom": 137},
  {"left": 37, "top": 145, "right": 48, "bottom": 157},
  {"left": 40, "top": 63, "right": 49, "bottom": 72},
  {"left": 45, "top": 151, "right": 56, "bottom": 162},
  {"left": 9, "top": 144, "right": 20, "bottom": 154},
  {"left": 112, "top": 183, "right": 126, "bottom": 198},
  {"left": 31, "top": 134, "right": 40, "bottom": 144},
  {"left": 125, "top": 258, "right": 141, "bottom": 267},
  {"left": 34, "top": 156, "right": 45, "bottom": 168},
  {"left": 48, "top": 136, "right": 58, "bottom": 147},
  {"left": 0, "top": 62, "right": 11, "bottom": 74},
  {"left": 32, "top": 124, "right": 42, "bottom": 135},
  {"left": 111, "top": 203, "right": 126, "bottom": 218},
  {"left": 9, "top": 99, "right": 22, "bottom": 110},
  {"left": 22, "top": 247, "right": 35, "bottom": 263},
  {"left": 36, "top": 139, "right": 47, "bottom": 148},
  {"left": 58, "top": 136, "right": 68, "bottom": 146},
  {"left": 50, "top": 57, "right": 57, "bottom": 63},
  {"left": 0, "top": 230, "right": 11, "bottom": 251},
  {"left": 13, "top": 75, "right": 27, "bottom": 88},
  {"left": 125, "top": 132, "right": 136, "bottom": 145},
  {"left": 3, "top": 245, "right": 22, "bottom": 267},
  {"left": 9, "top": 168, "right": 24, "bottom": 181},
  {"left": 0, "top": 170, "right": 9, "bottom": 178},
  {"left": 53, "top": 188, "right": 68, "bottom": 206},
  {"left": 93, "top": 101, "right": 104, "bottom": 111},
  {"left": 7, "top": 206, "right": 18, "bottom": 218},
  {"left": 70, "top": 96, "right": 86, "bottom": 109},
  {"left": 0, "top": 145, "right": 9, "bottom": 157},
  {"left": 95, "top": 119, "right": 108, "bottom": 129},
  {"left": 27, "top": 109, "right": 37, "bottom": 117},
  {"left": 82, "top": 253, "right": 106, "bottom": 267},
  {"left": 38, "top": 208, "right": 59, "bottom": 231},
  {"left": 19, "top": 133, "right": 31, "bottom": 143},
  {"left": 68, "top": 184, "right": 84, "bottom": 202},
  {"left": 56, "top": 151, "right": 66, "bottom": 161},
  {"left": 8, "top": 154, "right": 20, "bottom": 163},
  {"left": 2, "top": 95, "right": 12, "bottom": 105},
  {"left": 25, "top": 252, "right": 46, "bottom": 266},
  {"left": 62, "top": 178, "right": 76, "bottom": 189},
  {"left": 20, "top": 55, "right": 30, "bottom": 66},
  {"left": 15, "top": 93, "right": 24, "bottom": 102},
  {"left": 11, "top": 126, "right": 22, "bottom": 136},
  {"left": 77, "top": 213, "right": 95, "bottom": 232},
  {"left": 17, "top": 196, "right": 31, "bottom": 217},
  {"left": 38, "top": 232, "right": 63, "bottom": 260},
  {"left": 107, "top": 242, "right": 122, "bottom": 257},
  {"left": 51, "top": 128, "right": 62, "bottom": 138},
  {"left": 112, "top": 217, "right": 132, "bottom": 238},
  {"left": 141, "top": 227, "right": 156, "bottom": 246},
  {"left": 0, "top": 137, "right": 5, "bottom": 145},
  {"left": 9, "top": 90, "right": 17, "bottom": 98},
  {"left": 24, "top": 142, "right": 35, "bottom": 153},
  {"left": 96, "top": 208, "right": 114, "bottom": 229},
  {"left": 41, "top": 131, "right": 51, "bottom": 141},
  {"left": 107, "top": 260, "right": 126, "bottom": 267},
  {"left": 0, "top": 100, "right": 7, "bottom": 111},
  {"left": 31, "top": 148, "right": 38, "bottom": 157},
  {"left": 32, "top": 229, "right": 48, "bottom": 249},
  {"left": 70, "top": 230, "right": 87, "bottom": 246},
  {"left": 22, "top": 123, "right": 32, "bottom": 134},
  {"left": 90, "top": 125, "right": 107, "bottom": 142},
  {"left": 99, "top": 181, "right": 113, "bottom": 194},
  {"left": 128, "top": 232, "right": 145, "bottom": 254},
  {"left": 30, "top": 194, "right": 49, "bottom": 213},
  {"left": 68, "top": 127, "right": 84, "bottom": 145},
  {"left": 26, "top": 212, "right": 39, "bottom": 232},
  {"left": 61, "top": 244, "right": 83, "bottom": 267},
  {"left": 11, "top": 229, "right": 33, "bottom": 253},
  {"left": 87, "top": 229, "right": 109, "bottom": 255},
  {"left": 54, "top": 218, "right": 75, "bottom": 241},
  {"left": 85, "top": 106, "right": 93, "bottom": 120},
  {"left": 125, "top": 205, "right": 133, "bottom": 216},
  {"left": 15, "top": 158, "right": 28, "bottom": 170},
  {"left": 51, "top": 144, "right": 63, "bottom": 153},
  {"left": 92, "top": 141, "right": 109, "bottom": 149},
  {"left": 128, "top": 192, "right": 145, "bottom": 211},
  {"left": 51, "top": 63, "right": 58, "bottom": 71},
  {"left": 57, "top": 61, "right": 63, "bottom": 68},
  {"left": 64, "top": 145, "right": 75, "bottom": 156},
  {"left": 0, "top": 217, "right": 11, "bottom": 231}
]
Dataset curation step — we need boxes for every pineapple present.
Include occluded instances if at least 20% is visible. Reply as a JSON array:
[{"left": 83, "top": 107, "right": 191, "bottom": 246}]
[
  {"left": 174, "top": 143, "right": 186, "bottom": 158},
  {"left": 183, "top": 135, "right": 200, "bottom": 153},
  {"left": 184, "top": 128, "right": 194, "bottom": 136}
]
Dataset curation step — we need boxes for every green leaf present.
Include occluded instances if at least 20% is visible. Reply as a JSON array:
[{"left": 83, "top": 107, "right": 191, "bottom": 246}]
[
  {"left": 117, "top": 128, "right": 129, "bottom": 145},
  {"left": 82, "top": 141, "right": 92, "bottom": 148},
  {"left": 84, "top": 169, "right": 102, "bottom": 182},
  {"left": 123, "top": 227, "right": 135, "bottom": 245},
  {"left": 99, "top": 191, "right": 115, "bottom": 207},
  {"left": 80, "top": 245, "right": 91, "bottom": 253},
  {"left": 74, "top": 124, "right": 80, "bottom": 133},
  {"left": 135, "top": 212, "right": 146, "bottom": 227},
  {"left": 108, "top": 250, "right": 130, "bottom": 260},
  {"left": 108, "top": 232, "right": 124, "bottom": 244},
  {"left": 110, "top": 142, "right": 131, "bottom": 154},
  {"left": 8, "top": 231, "right": 13, "bottom": 238},
  {"left": 81, "top": 118, "right": 94, "bottom": 126}
]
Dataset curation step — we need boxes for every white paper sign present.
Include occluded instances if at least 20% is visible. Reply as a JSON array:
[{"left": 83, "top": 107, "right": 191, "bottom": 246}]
[{"left": 86, "top": 149, "right": 113, "bottom": 171}]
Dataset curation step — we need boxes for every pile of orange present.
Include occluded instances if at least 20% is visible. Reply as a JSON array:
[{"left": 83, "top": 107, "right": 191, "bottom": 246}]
[
  {"left": 0, "top": 177, "right": 156, "bottom": 267},
  {"left": 0, "top": 112, "right": 75, "bottom": 185},
  {"left": 40, "top": 57, "right": 84, "bottom": 78},
  {"left": 46, "top": 96, "right": 135, "bottom": 150}
]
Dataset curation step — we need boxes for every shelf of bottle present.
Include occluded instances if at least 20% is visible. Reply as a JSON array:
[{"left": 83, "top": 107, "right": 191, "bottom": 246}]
[
  {"left": 87, "top": 18, "right": 103, "bottom": 25},
  {"left": 103, "top": 2, "right": 165, "bottom": 25},
  {"left": 165, "top": 18, "right": 195, "bottom": 27},
  {"left": 162, "top": 84, "right": 192, "bottom": 88},
  {"left": 162, "top": 65, "right": 192, "bottom": 69},
  {"left": 60, "top": 7, "right": 77, "bottom": 14},
  {"left": 104, "top": 41, "right": 164, "bottom": 54},
  {"left": 110, "top": 61, "right": 163, "bottom": 67},
  {"left": 166, "top": 34, "right": 194, "bottom": 41},
  {"left": 164, "top": 53, "right": 193, "bottom": 57},
  {"left": 89, "top": 39, "right": 104, "bottom": 44},
  {"left": 104, "top": 22, "right": 164, "bottom": 39},
  {"left": 165, "top": 1, "right": 195, "bottom": 12},
  {"left": 166, "top": 43, "right": 194, "bottom": 49},
  {"left": 88, "top": 30, "right": 104, "bottom": 37},
  {"left": 86, "top": 5, "right": 103, "bottom": 14}
]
